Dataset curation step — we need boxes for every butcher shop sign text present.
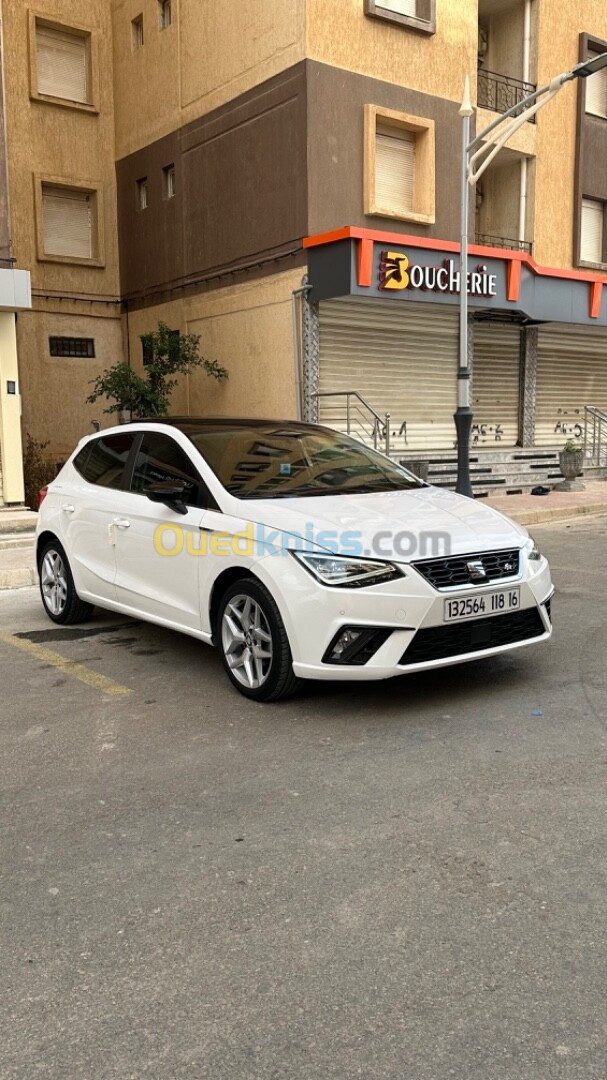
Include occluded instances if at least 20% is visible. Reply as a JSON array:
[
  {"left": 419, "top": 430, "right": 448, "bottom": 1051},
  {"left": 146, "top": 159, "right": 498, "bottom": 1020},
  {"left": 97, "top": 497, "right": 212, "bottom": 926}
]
[{"left": 379, "top": 250, "right": 498, "bottom": 298}]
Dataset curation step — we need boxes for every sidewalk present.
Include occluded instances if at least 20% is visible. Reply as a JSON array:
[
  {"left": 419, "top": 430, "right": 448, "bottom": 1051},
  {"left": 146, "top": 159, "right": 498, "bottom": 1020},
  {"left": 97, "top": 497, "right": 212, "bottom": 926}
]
[
  {"left": 485, "top": 479, "right": 607, "bottom": 525},
  {"left": 1, "top": 483, "right": 607, "bottom": 590}
]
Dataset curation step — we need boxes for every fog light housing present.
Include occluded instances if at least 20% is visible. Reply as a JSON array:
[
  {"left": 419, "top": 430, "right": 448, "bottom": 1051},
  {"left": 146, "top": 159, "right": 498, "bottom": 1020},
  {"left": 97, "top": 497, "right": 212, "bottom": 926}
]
[{"left": 322, "top": 626, "right": 394, "bottom": 666}]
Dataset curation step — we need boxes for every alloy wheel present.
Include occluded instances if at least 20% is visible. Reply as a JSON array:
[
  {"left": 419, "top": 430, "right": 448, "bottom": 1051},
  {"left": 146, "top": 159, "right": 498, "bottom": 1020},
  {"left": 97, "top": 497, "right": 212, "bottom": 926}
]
[
  {"left": 221, "top": 593, "right": 273, "bottom": 689},
  {"left": 40, "top": 550, "right": 68, "bottom": 617}
]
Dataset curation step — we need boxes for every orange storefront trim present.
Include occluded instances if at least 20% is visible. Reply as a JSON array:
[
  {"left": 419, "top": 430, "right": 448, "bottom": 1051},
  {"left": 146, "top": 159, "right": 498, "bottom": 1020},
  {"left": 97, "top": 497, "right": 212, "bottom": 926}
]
[{"left": 303, "top": 226, "right": 607, "bottom": 317}]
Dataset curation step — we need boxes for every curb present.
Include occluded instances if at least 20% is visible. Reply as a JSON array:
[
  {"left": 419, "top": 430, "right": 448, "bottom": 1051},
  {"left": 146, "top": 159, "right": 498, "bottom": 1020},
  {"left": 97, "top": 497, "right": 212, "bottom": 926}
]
[
  {"left": 488, "top": 503, "right": 607, "bottom": 527},
  {"left": 0, "top": 567, "right": 38, "bottom": 589}
]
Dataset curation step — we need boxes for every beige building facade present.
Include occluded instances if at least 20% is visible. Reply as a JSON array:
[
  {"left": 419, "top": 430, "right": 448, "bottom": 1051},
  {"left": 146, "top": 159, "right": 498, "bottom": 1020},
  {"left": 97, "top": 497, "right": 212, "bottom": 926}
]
[{"left": 2, "top": 0, "right": 607, "bottom": 501}]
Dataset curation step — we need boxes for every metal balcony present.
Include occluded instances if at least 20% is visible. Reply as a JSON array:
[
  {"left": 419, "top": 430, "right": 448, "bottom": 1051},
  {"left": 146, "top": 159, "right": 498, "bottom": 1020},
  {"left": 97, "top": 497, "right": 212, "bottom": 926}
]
[
  {"left": 475, "top": 232, "right": 533, "bottom": 255},
  {"left": 477, "top": 68, "right": 536, "bottom": 121}
]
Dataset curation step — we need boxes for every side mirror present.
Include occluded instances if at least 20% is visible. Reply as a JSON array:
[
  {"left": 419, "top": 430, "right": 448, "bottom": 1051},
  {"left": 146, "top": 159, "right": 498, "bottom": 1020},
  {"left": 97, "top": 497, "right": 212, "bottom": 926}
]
[{"left": 144, "top": 480, "right": 189, "bottom": 516}]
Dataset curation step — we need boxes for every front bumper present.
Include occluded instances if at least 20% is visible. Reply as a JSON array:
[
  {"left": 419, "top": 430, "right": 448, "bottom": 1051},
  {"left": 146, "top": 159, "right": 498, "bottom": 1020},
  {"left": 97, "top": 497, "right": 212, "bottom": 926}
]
[{"left": 253, "top": 552, "right": 553, "bottom": 681}]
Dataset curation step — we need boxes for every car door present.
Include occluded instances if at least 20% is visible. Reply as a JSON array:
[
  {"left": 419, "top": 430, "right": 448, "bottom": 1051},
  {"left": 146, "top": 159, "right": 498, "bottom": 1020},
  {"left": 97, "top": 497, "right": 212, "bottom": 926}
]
[
  {"left": 114, "top": 430, "right": 207, "bottom": 630},
  {"left": 61, "top": 432, "right": 137, "bottom": 604}
]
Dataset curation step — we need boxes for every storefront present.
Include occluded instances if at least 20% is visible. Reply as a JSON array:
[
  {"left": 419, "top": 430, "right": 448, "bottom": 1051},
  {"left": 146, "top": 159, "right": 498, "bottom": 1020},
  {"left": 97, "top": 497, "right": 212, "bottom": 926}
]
[{"left": 303, "top": 227, "right": 607, "bottom": 454}]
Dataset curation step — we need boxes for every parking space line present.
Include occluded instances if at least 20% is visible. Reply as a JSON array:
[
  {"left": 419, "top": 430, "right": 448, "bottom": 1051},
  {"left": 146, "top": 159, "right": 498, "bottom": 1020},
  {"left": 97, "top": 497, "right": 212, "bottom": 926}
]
[{"left": 0, "top": 629, "right": 132, "bottom": 697}]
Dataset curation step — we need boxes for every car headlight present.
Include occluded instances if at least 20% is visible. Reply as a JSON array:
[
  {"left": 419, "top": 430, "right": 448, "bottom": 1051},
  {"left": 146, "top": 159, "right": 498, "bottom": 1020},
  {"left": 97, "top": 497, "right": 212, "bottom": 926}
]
[
  {"left": 525, "top": 536, "right": 541, "bottom": 561},
  {"left": 292, "top": 552, "right": 403, "bottom": 588}
]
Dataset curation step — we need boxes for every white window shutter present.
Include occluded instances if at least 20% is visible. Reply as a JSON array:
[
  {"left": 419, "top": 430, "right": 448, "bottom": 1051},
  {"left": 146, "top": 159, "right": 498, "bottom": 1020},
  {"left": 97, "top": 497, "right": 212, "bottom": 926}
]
[
  {"left": 377, "top": 0, "right": 417, "bottom": 16},
  {"left": 375, "top": 129, "right": 416, "bottom": 215},
  {"left": 585, "top": 65, "right": 607, "bottom": 119},
  {"left": 42, "top": 186, "right": 93, "bottom": 259},
  {"left": 36, "top": 25, "right": 88, "bottom": 104},
  {"left": 581, "top": 198, "right": 603, "bottom": 263}
]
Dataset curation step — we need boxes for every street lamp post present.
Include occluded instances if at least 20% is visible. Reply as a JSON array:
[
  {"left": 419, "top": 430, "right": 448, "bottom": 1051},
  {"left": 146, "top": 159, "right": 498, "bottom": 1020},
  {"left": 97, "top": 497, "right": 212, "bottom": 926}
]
[{"left": 455, "top": 52, "right": 607, "bottom": 498}]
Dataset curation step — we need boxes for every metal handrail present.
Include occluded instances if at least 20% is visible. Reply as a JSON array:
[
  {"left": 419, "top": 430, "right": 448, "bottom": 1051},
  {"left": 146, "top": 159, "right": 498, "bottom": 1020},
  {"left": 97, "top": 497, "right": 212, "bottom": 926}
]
[
  {"left": 584, "top": 405, "right": 607, "bottom": 466},
  {"left": 314, "top": 391, "right": 391, "bottom": 455},
  {"left": 475, "top": 232, "right": 533, "bottom": 255},
  {"left": 477, "top": 68, "right": 537, "bottom": 122}
]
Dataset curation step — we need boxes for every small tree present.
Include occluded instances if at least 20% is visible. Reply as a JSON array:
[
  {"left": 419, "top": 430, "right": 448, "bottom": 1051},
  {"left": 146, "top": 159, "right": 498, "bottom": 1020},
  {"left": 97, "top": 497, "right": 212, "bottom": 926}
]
[{"left": 87, "top": 322, "right": 227, "bottom": 418}]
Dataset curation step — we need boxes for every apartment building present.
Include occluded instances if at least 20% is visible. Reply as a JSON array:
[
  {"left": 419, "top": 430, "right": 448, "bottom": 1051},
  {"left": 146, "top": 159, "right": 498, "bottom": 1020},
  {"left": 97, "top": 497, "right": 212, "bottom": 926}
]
[{"left": 2, "top": 0, "right": 607, "bottom": 502}]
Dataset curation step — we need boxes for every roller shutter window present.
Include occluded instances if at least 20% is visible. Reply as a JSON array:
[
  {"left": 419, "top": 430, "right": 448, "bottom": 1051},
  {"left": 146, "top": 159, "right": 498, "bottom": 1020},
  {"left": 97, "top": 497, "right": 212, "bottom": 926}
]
[
  {"left": 42, "top": 185, "right": 93, "bottom": 259},
  {"left": 580, "top": 198, "right": 604, "bottom": 264},
  {"left": 472, "top": 323, "right": 521, "bottom": 447},
  {"left": 36, "top": 24, "right": 89, "bottom": 104},
  {"left": 377, "top": 0, "right": 417, "bottom": 15},
  {"left": 585, "top": 63, "right": 607, "bottom": 119},
  {"left": 375, "top": 125, "right": 415, "bottom": 216},
  {"left": 318, "top": 298, "right": 458, "bottom": 452},
  {"left": 535, "top": 326, "right": 607, "bottom": 446}
]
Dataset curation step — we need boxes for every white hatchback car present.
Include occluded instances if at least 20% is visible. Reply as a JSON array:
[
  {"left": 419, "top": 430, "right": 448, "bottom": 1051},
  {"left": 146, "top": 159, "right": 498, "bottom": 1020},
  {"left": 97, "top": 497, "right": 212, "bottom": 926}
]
[{"left": 36, "top": 418, "right": 553, "bottom": 701}]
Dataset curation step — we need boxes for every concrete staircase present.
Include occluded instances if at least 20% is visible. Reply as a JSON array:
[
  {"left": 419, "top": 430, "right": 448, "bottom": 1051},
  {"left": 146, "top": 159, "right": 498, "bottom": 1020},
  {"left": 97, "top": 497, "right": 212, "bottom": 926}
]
[{"left": 398, "top": 447, "right": 607, "bottom": 498}]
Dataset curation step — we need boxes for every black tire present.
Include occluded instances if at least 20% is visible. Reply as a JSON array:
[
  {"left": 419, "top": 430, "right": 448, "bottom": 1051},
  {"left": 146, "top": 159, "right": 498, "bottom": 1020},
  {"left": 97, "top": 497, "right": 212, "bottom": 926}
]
[
  {"left": 217, "top": 577, "right": 301, "bottom": 702},
  {"left": 38, "top": 539, "right": 95, "bottom": 625}
]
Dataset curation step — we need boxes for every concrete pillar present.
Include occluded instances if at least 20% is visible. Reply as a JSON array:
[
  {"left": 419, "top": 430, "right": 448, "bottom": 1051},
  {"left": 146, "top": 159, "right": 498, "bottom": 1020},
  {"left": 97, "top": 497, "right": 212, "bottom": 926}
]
[
  {"left": 302, "top": 285, "right": 320, "bottom": 424},
  {"left": 0, "top": 311, "right": 25, "bottom": 504},
  {"left": 519, "top": 325, "right": 538, "bottom": 447}
]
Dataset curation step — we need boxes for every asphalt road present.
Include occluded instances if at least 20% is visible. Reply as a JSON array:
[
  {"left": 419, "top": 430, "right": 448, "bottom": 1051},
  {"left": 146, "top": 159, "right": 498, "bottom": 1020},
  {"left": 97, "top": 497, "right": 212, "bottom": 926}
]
[{"left": 1, "top": 516, "right": 606, "bottom": 1080}]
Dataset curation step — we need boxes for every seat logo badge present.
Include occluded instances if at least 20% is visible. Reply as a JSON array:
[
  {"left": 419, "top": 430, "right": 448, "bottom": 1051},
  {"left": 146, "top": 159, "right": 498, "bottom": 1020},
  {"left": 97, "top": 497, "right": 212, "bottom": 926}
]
[
  {"left": 467, "top": 560, "right": 487, "bottom": 581},
  {"left": 504, "top": 562, "right": 514, "bottom": 572}
]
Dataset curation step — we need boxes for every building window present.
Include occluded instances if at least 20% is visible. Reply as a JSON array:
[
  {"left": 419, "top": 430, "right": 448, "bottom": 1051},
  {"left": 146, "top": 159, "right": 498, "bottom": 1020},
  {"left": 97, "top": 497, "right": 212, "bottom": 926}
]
[
  {"left": 132, "top": 15, "right": 144, "bottom": 50},
  {"left": 41, "top": 184, "right": 95, "bottom": 260},
  {"left": 580, "top": 198, "right": 605, "bottom": 264},
  {"left": 137, "top": 178, "right": 148, "bottom": 210},
  {"left": 163, "top": 164, "right": 175, "bottom": 199},
  {"left": 364, "top": 105, "right": 435, "bottom": 224},
  {"left": 35, "top": 21, "right": 91, "bottom": 105},
  {"left": 585, "top": 58, "right": 607, "bottom": 119},
  {"left": 364, "top": 0, "right": 435, "bottom": 34},
  {"left": 159, "top": 0, "right": 172, "bottom": 29},
  {"left": 49, "top": 337, "right": 96, "bottom": 358}
]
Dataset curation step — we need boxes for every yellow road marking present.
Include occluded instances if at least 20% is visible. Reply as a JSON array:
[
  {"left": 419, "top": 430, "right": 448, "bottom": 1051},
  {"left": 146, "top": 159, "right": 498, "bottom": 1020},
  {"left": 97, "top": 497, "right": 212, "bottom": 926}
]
[{"left": 0, "top": 629, "right": 132, "bottom": 697}]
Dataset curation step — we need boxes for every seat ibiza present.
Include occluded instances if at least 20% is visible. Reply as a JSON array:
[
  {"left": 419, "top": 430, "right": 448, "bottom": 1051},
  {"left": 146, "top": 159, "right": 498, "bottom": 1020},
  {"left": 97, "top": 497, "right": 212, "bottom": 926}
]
[{"left": 35, "top": 418, "right": 553, "bottom": 701}]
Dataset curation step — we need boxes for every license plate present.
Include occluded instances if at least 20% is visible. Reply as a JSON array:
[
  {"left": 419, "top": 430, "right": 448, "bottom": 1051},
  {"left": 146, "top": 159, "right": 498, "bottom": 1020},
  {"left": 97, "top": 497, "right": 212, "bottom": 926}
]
[{"left": 444, "top": 587, "right": 520, "bottom": 623}]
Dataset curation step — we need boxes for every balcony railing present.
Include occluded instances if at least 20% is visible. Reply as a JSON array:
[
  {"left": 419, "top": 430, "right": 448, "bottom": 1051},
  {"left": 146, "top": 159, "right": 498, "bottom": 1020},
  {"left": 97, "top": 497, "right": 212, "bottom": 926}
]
[
  {"left": 477, "top": 68, "right": 536, "bottom": 121},
  {"left": 475, "top": 232, "right": 533, "bottom": 255}
]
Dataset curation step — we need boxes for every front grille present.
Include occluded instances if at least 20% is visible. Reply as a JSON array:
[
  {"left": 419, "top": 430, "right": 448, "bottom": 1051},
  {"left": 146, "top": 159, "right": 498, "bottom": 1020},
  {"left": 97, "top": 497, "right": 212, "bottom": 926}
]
[
  {"left": 399, "top": 607, "right": 545, "bottom": 666},
  {"left": 544, "top": 596, "right": 552, "bottom": 622},
  {"left": 413, "top": 548, "right": 520, "bottom": 590}
]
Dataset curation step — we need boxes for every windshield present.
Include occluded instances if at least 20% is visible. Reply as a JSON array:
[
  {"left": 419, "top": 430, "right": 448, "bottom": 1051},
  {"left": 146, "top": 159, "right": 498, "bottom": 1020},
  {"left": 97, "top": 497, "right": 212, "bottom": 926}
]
[{"left": 188, "top": 425, "right": 424, "bottom": 500}]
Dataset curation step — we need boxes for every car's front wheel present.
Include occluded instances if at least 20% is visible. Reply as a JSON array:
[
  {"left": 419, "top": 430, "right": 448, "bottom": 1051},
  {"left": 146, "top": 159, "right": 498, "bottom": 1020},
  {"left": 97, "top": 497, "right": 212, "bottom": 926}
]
[
  {"left": 217, "top": 578, "right": 300, "bottom": 701},
  {"left": 38, "top": 539, "right": 95, "bottom": 625}
]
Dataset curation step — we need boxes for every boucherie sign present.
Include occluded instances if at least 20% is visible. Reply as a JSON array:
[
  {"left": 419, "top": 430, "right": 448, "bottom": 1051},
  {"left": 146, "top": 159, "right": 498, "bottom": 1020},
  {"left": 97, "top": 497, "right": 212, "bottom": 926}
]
[{"left": 378, "top": 250, "right": 498, "bottom": 298}]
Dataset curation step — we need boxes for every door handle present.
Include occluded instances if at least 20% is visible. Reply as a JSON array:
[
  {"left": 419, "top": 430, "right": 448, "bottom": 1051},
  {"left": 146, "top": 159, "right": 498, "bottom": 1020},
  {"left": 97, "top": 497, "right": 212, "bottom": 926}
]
[
  {"left": 113, "top": 518, "right": 131, "bottom": 529},
  {"left": 61, "top": 504, "right": 75, "bottom": 513}
]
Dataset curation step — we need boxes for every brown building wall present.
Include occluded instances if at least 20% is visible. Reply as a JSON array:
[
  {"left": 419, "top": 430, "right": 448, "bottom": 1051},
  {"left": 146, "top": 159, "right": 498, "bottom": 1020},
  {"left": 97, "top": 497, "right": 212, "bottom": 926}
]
[
  {"left": 306, "top": 61, "right": 462, "bottom": 241},
  {"left": 116, "top": 63, "right": 308, "bottom": 304},
  {"left": 574, "top": 31, "right": 607, "bottom": 269}
]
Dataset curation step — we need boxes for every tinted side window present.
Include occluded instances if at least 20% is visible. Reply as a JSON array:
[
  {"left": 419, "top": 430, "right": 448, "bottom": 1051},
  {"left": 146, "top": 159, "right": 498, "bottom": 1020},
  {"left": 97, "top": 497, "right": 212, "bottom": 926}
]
[
  {"left": 131, "top": 433, "right": 201, "bottom": 505},
  {"left": 80, "top": 434, "right": 135, "bottom": 489},
  {"left": 73, "top": 444, "right": 91, "bottom": 478}
]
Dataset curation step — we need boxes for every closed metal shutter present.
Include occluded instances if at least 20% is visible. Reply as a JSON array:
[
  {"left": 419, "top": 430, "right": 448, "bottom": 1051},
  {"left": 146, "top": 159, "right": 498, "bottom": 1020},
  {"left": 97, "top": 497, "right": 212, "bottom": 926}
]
[
  {"left": 42, "top": 186, "right": 92, "bottom": 259},
  {"left": 472, "top": 322, "right": 521, "bottom": 447},
  {"left": 380, "top": 0, "right": 417, "bottom": 15},
  {"left": 36, "top": 25, "right": 88, "bottom": 104},
  {"left": 580, "top": 199, "right": 603, "bottom": 264},
  {"left": 318, "top": 298, "right": 458, "bottom": 452},
  {"left": 585, "top": 65, "right": 607, "bottom": 119},
  {"left": 376, "top": 128, "right": 415, "bottom": 216},
  {"left": 536, "top": 325, "right": 607, "bottom": 445}
]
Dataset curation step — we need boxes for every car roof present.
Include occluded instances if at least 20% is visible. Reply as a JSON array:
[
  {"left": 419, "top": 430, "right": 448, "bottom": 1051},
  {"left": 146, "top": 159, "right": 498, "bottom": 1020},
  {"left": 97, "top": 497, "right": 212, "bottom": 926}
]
[{"left": 132, "top": 417, "right": 332, "bottom": 435}]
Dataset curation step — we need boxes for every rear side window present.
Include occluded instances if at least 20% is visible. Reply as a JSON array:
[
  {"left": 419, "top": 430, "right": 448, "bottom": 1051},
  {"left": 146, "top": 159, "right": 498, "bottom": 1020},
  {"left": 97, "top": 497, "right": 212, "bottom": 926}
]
[
  {"left": 130, "top": 432, "right": 201, "bottom": 505},
  {"left": 76, "top": 434, "right": 135, "bottom": 489}
]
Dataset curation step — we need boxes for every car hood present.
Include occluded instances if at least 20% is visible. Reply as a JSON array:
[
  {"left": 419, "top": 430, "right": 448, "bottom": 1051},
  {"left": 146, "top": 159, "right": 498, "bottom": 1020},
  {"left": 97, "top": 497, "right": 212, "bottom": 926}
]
[{"left": 233, "top": 485, "right": 527, "bottom": 562}]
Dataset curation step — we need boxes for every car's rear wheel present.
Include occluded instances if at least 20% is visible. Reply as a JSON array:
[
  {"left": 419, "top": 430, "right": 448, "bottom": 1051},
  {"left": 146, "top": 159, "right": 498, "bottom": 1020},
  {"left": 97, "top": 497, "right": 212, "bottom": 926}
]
[
  {"left": 38, "top": 540, "right": 95, "bottom": 625},
  {"left": 217, "top": 578, "right": 300, "bottom": 701}
]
